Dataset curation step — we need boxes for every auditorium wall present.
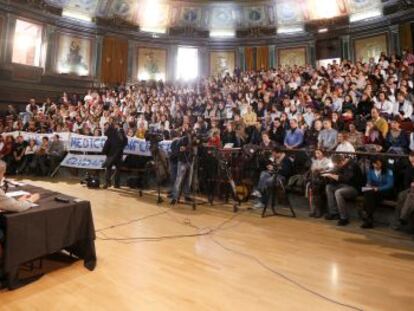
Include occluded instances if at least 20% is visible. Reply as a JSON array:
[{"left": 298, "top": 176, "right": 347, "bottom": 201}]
[{"left": 0, "top": 3, "right": 412, "bottom": 105}]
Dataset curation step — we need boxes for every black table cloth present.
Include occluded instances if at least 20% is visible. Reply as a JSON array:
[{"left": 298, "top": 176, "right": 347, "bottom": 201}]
[{"left": 1, "top": 184, "right": 97, "bottom": 289}]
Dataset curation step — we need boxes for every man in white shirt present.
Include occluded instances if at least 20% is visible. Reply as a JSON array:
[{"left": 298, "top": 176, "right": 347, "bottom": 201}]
[{"left": 335, "top": 133, "right": 356, "bottom": 153}]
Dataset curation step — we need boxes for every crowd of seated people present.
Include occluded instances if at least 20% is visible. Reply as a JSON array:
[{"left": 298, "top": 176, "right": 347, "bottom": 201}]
[{"left": 0, "top": 49, "right": 414, "bottom": 228}]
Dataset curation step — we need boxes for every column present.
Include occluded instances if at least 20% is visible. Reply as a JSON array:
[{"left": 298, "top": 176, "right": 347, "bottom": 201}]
[
  {"left": 94, "top": 35, "right": 103, "bottom": 82},
  {"left": 127, "top": 40, "right": 135, "bottom": 82},
  {"left": 198, "top": 46, "right": 208, "bottom": 78},
  {"left": 269, "top": 45, "right": 276, "bottom": 69},
  {"left": 167, "top": 45, "right": 177, "bottom": 81},
  {"left": 237, "top": 47, "right": 245, "bottom": 71},
  {"left": 3, "top": 13, "right": 16, "bottom": 64},
  {"left": 44, "top": 25, "right": 56, "bottom": 73},
  {"left": 389, "top": 24, "right": 401, "bottom": 55},
  {"left": 341, "top": 35, "right": 351, "bottom": 61},
  {"left": 307, "top": 41, "right": 316, "bottom": 67}
]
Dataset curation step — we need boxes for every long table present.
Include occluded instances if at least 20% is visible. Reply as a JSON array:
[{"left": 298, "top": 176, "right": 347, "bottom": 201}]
[{"left": 1, "top": 184, "right": 97, "bottom": 289}]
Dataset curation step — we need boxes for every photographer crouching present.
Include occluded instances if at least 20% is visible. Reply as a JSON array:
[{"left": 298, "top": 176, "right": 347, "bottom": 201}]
[
  {"left": 102, "top": 122, "right": 128, "bottom": 189},
  {"left": 251, "top": 147, "right": 294, "bottom": 209}
]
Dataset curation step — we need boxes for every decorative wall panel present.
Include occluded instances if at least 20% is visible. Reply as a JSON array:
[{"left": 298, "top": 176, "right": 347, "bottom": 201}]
[
  {"left": 56, "top": 33, "right": 92, "bottom": 76},
  {"left": 137, "top": 47, "right": 167, "bottom": 81},
  {"left": 354, "top": 34, "right": 388, "bottom": 63},
  {"left": 209, "top": 50, "right": 235, "bottom": 77},
  {"left": 278, "top": 47, "right": 306, "bottom": 67}
]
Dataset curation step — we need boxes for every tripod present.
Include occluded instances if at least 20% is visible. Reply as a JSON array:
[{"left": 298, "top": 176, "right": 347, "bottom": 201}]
[{"left": 150, "top": 144, "right": 167, "bottom": 204}]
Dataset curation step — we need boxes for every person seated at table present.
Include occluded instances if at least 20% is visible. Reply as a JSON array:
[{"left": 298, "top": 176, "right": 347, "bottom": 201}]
[
  {"left": 0, "top": 160, "right": 40, "bottom": 212},
  {"left": 360, "top": 158, "right": 394, "bottom": 229},
  {"left": 0, "top": 160, "right": 40, "bottom": 284},
  {"left": 251, "top": 147, "right": 293, "bottom": 209}
]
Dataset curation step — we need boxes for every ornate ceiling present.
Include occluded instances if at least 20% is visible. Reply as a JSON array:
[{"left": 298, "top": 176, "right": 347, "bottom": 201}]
[{"left": 42, "top": 0, "right": 387, "bottom": 31}]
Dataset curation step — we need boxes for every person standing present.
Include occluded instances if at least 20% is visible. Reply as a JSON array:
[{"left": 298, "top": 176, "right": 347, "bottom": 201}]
[{"left": 102, "top": 122, "right": 128, "bottom": 189}]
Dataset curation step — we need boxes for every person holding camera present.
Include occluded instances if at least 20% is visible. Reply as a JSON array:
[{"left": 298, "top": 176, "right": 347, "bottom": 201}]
[
  {"left": 360, "top": 158, "right": 394, "bottom": 229},
  {"left": 324, "top": 154, "right": 364, "bottom": 226},
  {"left": 251, "top": 147, "right": 293, "bottom": 209},
  {"left": 102, "top": 122, "right": 128, "bottom": 189},
  {"left": 170, "top": 126, "right": 193, "bottom": 205}
]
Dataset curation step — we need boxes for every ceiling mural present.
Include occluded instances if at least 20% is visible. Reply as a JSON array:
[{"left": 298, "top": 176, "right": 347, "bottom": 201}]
[{"left": 43, "top": 0, "right": 385, "bottom": 31}]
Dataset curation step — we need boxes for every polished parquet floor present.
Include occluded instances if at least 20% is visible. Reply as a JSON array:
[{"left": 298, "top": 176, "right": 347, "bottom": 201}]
[{"left": 1, "top": 179, "right": 414, "bottom": 311}]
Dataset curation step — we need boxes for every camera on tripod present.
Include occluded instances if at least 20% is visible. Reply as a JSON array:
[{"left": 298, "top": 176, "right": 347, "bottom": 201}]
[{"left": 191, "top": 131, "right": 209, "bottom": 147}]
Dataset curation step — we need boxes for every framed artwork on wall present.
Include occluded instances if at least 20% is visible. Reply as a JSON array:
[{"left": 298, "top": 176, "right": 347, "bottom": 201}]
[
  {"left": 354, "top": 34, "right": 388, "bottom": 63},
  {"left": 137, "top": 47, "right": 167, "bottom": 81},
  {"left": 278, "top": 47, "right": 306, "bottom": 67},
  {"left": 56, "top": 33, "right": 92, "bottom": 76},
  {"left": 209, "top": 50, "right": 235, "bottom": 77}
]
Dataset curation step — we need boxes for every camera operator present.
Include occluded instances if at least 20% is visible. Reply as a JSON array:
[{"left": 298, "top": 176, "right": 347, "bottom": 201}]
[
  {"left": 170, "top": 124, "right": 193, "bottom": 205},
  {"left": 324, "top": 154, "right": 364, "bottom": 226},
  {"left": 102, "top": 122, "right": 128, "bottom": 189},
  {"left": 251, "top": 147, "right": 293, "bottom": 209},
  {"left": 168, "top": 130, "right": 180, "bottom": 197}
]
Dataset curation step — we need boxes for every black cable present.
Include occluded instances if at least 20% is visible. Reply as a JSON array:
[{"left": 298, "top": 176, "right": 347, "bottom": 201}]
[
  {"left": 95, "top": 204, "right": 363, "bottom": 310},
  {"left": 95, "top": 210, "right": 169, "bottom": 233},
  {"left": 209, "top": 236, "right": 364, "bottom": 311},
  {"left": 95, "top": 209, "right": 245, "bottom": 242}
]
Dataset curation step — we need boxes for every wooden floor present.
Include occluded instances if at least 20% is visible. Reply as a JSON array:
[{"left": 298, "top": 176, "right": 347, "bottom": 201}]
[{"left": 1, "top": 179, "right": 414, "bottom": 311}]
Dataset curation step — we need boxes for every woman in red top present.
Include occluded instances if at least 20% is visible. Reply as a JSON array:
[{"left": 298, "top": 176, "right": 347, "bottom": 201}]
[{"left": 208, "top": 129, "right": 221, "bottom": 148}]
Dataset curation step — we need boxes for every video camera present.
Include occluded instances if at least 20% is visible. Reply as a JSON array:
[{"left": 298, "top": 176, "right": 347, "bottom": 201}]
[{"left": 80, "top": 172, "right": 100, "bottom": 189}]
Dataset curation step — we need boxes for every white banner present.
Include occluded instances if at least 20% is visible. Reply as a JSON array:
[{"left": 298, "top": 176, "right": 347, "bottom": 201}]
[
  {"left": 68, "top": 133, "right": 106, "bottom": 153},
  {"left": 69, "top": 133, "right": 172, "bottom": 156},
  {"left": 2, "top": 132, "right": 172, "bottom": 157},
  {"left": 60, "top": 154, "right": 106, "bottom": 170}
]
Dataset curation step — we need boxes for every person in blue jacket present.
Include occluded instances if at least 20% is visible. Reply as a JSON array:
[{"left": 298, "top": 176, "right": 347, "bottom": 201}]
[{"left": 361, "top": 157, "right": 394, "bottom": 229}]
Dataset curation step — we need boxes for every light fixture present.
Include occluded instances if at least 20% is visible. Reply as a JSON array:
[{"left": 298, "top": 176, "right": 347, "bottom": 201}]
[
  {"left": 277, "top": 26, "right": 304, "bottom": 34},
  {"left": 62, "top": 10, "right": 92, "bottom": 23},
  {"left": 210, "top": 30, "right": 236, "bottom": 38},
  {"left": 350, "top": 9, "right": 382, "bottom": 23},
  {"left": 318, "top": 28, "right": 328, "bottom": 33}
]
